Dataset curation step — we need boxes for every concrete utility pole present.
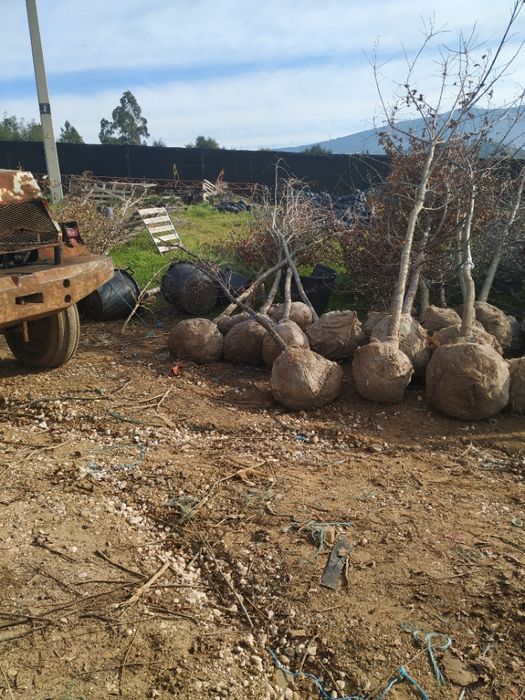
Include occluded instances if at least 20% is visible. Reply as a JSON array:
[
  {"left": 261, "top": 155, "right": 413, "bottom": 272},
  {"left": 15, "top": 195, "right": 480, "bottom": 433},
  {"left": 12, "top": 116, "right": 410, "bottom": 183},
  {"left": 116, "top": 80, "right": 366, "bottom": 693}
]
[{"left": 25, "top": 0, "right": 63, "bottom": 203}]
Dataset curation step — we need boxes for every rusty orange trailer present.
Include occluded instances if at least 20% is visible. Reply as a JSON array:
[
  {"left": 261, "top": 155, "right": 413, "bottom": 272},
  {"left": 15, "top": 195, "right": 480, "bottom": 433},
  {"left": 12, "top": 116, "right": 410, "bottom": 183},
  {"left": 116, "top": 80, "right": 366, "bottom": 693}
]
[{"left": 0, "top": 170, "right": 113, "bottom": 368}]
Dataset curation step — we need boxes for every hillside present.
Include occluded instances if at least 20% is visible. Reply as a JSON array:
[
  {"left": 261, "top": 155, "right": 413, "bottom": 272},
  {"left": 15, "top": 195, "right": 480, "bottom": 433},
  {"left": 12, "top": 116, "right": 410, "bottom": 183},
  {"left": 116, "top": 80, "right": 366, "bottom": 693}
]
[{"left": 283, "top": 106, "right": 525, "bottom": 155}]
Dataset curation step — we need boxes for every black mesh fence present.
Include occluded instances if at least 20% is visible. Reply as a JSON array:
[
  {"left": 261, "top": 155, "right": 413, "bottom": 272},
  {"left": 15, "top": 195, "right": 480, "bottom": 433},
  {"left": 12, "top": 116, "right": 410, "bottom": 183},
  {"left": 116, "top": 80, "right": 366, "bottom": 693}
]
[{"left": 0, "top": 140, "right": 389, "bottom": 194}]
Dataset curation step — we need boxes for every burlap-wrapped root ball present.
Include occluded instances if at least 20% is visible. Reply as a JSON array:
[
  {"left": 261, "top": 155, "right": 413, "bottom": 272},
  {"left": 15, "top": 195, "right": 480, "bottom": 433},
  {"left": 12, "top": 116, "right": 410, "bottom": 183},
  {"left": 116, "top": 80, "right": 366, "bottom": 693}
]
[
  {"left": 262, "top": 321, "right": 309, "bottom": 367},
  {"left": 508, "top": 315, "right": 524, "bottom": 357},
  {"left": 508, "top": 358, "right": 525, "bottom": 413},
  {"left": 426, "top": 343, "right": 509, "bottom": 420},
  {"left": 306, "top": 310, "right": 366, "bottom": 361},
  {"left": 432, "top": 323, "right": 503, "bottom": 355},
  {"left": 224, "top": 319, "right": 267, "bottom": 365},
  {"left": 271, "top": 302, "right": 313, "bottom": 330},
  {"left": 362, "top": 311, "right": 389, "bottom": 339},
  {"left": 457, "top": 302, "right": 513, "bottom": 353},
  {"left": 216, "top": 312, "right": 251, "bottom": 336},
  {"left": 271, "top": 347, "right": 342, "bottom": 410},
  {"left": 371, "top": 314, "right": 431, "bottom": 376},
  {"left": 352, "top": 339, "right": 414, "bottom": 403},
  {"left": 420, "top": 305, "right": 461, "bottom": 333},
  {"left": 168, "top": 318, "right": 224, "bottom": 364}
]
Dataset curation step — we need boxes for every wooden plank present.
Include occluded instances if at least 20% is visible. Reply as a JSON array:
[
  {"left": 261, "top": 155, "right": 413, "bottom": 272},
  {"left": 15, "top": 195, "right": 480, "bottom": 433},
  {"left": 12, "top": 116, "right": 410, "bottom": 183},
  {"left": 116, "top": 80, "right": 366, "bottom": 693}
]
[
  {"left": 141, "top": 214, "right": 172, "bottom": 226},
  {"left": 157, "top": 244, "right": 178, "bottom": 253},
  {"left": 139, "top": 207, "right": 167, "bottom": 216},
  {"left": 146, "top": 222, "right": 174, "bottom": 233},
  {"left": 154, "top": 233, "right": 181, "bottom": 242},
  {"left": 321, "top": 536, "right": 351, "bottom": 590},
  {"left": 148, "top": 226, "right": 176, "bottom": 237}
]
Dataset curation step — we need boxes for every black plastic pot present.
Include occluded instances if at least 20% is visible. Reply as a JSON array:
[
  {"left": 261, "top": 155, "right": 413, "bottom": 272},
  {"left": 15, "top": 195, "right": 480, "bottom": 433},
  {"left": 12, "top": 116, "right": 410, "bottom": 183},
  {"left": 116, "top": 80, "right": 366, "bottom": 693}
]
[
  {"left": 279, "top": 263, "right": 337, "bottom": 315},
  {"left": 79, "top": 268, "right": 140, "bottom": 321},
  {"left": 217, "top": 267, "right": 250, "bottom": 304},
  {"left": 161, "top": 261, "right": 218, "bottom": 314}
]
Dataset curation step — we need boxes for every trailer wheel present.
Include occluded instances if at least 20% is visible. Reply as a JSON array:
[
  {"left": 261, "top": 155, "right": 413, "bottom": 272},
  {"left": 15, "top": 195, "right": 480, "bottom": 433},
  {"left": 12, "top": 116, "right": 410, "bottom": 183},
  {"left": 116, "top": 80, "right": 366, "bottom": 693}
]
[{"left": 5, "top": 305, "right": 80, "bottom": 368}]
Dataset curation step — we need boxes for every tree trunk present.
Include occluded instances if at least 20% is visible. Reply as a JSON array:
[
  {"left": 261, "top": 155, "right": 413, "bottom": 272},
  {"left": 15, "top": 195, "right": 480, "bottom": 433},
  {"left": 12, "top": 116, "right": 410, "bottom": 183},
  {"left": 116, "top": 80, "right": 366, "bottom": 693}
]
[
  {"left": 260, "top": 268, "right": 282, "bottom": 314},
  {"left": 460, "top": 185, "right": 478, "bottom": 337},
  {"left": 478, "top": 164, "right": 525, "bottom": 302},
  {"left": 388, "top": 144, "right": 436, "bottom": 345},
  {"left": 282, "top": 267, "right": 293, "bottom": 321},
  {"left": 439, "top": 283, "right": 447, "bottom": 308},
  {"left": 419, "top": 278, "right": 430, "bottom": 314},
  {"left": 478, "top": 247, "right": 503, "bottom": 303},
  {"left": 402, "top": 227, "right": 430, "bottom": 314}
]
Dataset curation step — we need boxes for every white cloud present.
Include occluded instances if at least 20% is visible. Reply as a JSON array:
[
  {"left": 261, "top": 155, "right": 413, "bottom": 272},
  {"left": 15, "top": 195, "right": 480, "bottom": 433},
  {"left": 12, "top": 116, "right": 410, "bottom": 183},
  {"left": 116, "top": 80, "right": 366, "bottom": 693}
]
[{"left": 2, "top": 1, "right": 524, "bottom": 149}]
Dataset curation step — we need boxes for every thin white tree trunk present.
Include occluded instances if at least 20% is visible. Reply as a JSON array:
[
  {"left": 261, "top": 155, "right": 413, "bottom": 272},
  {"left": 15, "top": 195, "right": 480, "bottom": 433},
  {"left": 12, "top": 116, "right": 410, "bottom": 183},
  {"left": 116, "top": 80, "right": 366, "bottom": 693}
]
[
  {"left": 388, "top": 144, "right": 436, "bottom": 346},
  {"left": 260, "top": 268, "right": 282, "bottom": 315},
  {"left": 478, "top": 164, "right": 525, "bottom": 302},
  {"left": 460, "top": 185, "right": 478, "bottom": 337},
  {"left": 282, "top": 267, "right": 293, "bottom": 321},
  {"left": 439, "top": 283, "right": 447, "bottom": 308},
  {"left": 402, "top": 227, "right": 430, "bottom": 314},
  {"left": 419, "top": 278, "right": 430, "bottom": 314}
]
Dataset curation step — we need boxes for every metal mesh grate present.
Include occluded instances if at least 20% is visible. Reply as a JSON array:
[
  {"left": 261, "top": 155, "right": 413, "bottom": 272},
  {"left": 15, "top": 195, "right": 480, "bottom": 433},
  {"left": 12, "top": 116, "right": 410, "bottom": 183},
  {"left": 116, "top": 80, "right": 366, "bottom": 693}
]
[{"left": 0, "top": 201, "right": 59, "bottom": 253}]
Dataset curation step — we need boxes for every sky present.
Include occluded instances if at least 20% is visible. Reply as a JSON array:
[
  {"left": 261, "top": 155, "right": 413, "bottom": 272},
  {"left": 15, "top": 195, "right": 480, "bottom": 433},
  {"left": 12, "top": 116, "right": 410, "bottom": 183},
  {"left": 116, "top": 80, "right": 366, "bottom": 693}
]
[{"left": 1, "top": 0, "right": 524, "bottom": 149}]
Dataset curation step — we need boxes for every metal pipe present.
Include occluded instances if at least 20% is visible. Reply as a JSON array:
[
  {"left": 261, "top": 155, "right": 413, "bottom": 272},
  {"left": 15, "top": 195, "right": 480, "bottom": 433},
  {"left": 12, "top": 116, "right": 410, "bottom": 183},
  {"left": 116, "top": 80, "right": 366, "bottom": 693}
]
[{"left": 25, "top": 0, "right": 63, "bottom": 203}]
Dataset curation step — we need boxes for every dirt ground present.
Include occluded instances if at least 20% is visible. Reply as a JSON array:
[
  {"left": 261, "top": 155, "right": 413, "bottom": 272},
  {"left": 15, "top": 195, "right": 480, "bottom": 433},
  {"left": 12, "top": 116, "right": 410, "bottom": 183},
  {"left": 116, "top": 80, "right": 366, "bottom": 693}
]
[{"left": 0, "top": 316, "right": 523, "bottom": 700}]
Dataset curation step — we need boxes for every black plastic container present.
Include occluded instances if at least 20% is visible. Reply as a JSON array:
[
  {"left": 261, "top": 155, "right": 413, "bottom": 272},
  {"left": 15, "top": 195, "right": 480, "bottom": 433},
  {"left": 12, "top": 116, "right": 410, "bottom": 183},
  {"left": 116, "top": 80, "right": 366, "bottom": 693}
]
[
  {"left": 217, "top": 267, "right": 250, "bottom": 304},
  {"left": 279, "top": 263, "right": 337, "bottom": 315},
  {"left": 161, "top": 261, "right": 218, "bottom": 314},
  {"left": 79, "top": 268, "right": 140, "bottom": 321}
]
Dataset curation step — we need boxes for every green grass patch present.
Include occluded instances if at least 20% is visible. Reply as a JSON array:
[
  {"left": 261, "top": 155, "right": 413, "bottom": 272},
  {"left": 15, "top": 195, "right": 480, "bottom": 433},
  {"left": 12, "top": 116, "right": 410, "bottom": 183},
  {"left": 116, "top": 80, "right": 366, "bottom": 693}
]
[{"left": 110, "top": 203, "right": 251, "bottom": 287}]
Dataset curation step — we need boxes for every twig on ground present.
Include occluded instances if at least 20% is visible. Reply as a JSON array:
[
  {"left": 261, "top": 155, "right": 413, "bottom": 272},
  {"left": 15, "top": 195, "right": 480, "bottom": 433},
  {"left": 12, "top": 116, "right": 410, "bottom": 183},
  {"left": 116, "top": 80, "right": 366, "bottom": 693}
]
[
  {"left": 94, "top": 550, "right": 146, "bottom": 580},
  {"left": 115, "top": 561, "right": 171, "bottom": 609},
  {"left": 0, "top": 665, "right": 15, "bottom": 700},
  {"left": 119, "top": 624, "right": 140, "bottom": 696}
]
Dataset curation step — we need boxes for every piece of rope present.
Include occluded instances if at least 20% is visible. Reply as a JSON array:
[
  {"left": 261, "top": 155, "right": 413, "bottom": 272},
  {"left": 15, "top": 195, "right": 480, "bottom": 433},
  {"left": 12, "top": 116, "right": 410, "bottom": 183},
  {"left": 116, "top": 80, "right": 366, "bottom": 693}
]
[
  {"left": 269, "top": 650, "right": 430, "bottom": 700},
  {"left": 402, "top": 625, "right": 452, "bottom": 685}
]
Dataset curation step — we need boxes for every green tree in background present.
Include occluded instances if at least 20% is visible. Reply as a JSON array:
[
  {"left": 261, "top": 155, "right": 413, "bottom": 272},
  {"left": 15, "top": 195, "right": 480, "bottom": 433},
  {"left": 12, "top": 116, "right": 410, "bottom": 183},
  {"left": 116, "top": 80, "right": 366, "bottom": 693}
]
[
  {"left": 99, "top": 91, "right": 150, "bottom": 145},
  {"left": 0, "top": 113, "right": 42, "bottom": 141},
  {"left": 58, "top": 120, "right": 84, "bottom": 143},
  {"left": 185, "top": 135, "right": 220, "bottom": 149},
  {"left": 303, "top": 143, "right": 332, "bottom": 155}
]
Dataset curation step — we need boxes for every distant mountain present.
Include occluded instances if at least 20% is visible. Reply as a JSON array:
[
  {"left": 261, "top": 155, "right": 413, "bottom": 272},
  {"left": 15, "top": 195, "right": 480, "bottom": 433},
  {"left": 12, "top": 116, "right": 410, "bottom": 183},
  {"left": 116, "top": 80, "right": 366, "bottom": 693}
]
[{"left": 282, "top": 107, "right": 525, "bottom": 155}]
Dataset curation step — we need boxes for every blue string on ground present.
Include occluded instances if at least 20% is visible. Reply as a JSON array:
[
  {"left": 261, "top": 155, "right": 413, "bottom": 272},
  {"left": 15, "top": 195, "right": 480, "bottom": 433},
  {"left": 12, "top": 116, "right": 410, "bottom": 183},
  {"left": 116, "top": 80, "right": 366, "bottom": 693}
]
[
  {"left": 408, "top": 628, "right": 452, "bottom": 685},
  {"left": 269, "top": 650, "right": 431, "bottom": 700}
]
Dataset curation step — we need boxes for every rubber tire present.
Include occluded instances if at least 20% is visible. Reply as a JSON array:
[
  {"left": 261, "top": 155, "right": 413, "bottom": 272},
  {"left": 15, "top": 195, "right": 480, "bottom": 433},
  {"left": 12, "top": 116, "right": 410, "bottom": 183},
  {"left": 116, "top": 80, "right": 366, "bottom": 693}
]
[{"left": 5, "top": 304, "right": 80, "bottom": 369}]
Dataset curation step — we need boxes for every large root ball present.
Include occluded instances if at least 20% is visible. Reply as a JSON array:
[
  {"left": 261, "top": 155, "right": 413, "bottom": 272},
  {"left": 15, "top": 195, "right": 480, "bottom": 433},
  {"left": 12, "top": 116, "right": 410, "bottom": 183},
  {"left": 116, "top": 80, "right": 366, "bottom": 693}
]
[
  {"left": 224, "top": 320, "right": 267, "bottom": 365},
  {"left": 362, "top": 311, "right": 389, "bottom": 339},
  {"left": 271, "top": 347, "right": 342, "bottom": 410},
  {"left": 420, "top": 305, "right": 461, "bottom": 333},
  {"left": 168, "top": 318, "right": 224, "bottom": 364},
  {"left": 216, "top": 312, "right": 251, "bottom": 336},
  {"left": 432, "top": 323, "right": 503, "bottom": 354},
  {"left": 271, "top": 302, "right": 313, "bottom": 330},
  {"left": 352, "top": 340, "right": 413, "bottom": 403},
  {"left": 262, "top": 320, "right": 309, "bottom": 368},
  {"left": 508, "top": 315, "right": 524, "bottom": 357},
  {"left": 457, "top": 302, "right": 513, "bottom": 353},
  {"left": 371, "top": 314, "right": 430, "bottom": 376},
  {"left": 426, "top": 343, "right": 509, "bottom": 420},
  {"left": 508, "top": 358, "right": 525, "bottom": 413},
  {"left": 306, "top": 310, "right": 365, "bottom": 360}
]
